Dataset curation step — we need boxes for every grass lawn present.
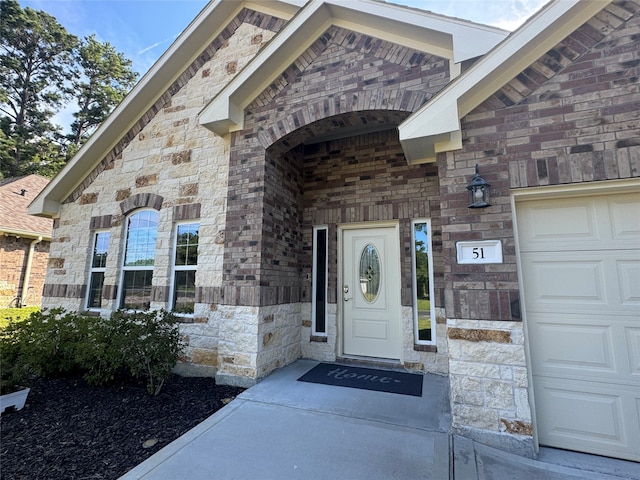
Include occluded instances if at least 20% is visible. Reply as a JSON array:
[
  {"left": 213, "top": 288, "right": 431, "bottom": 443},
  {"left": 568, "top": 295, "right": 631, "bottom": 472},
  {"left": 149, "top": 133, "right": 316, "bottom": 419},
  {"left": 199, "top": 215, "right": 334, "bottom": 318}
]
[
  {"left": 0, "top": 307, "right": 39, "bottom": 330},
  {"left": 417, "top": 298, "right": 431, "bottom": 330}
]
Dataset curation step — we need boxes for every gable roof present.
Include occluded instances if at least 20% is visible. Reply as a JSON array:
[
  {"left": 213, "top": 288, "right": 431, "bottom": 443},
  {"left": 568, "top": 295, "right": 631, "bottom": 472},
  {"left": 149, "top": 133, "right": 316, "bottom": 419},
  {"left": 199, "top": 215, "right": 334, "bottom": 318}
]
[
  {"left": 199, "top": 0, "right": 508, "bottom": 135},
  {"left": 1, "top": 175, "right": 53, "bottom": 239},
  {"left": 398, "top": 0, "right": 612, "bottom": 164},
  {"left": 29, "top": 0, "right": 615, "bottom": 218},
  {"left": 29, "top": 0, "right": 507, "bottom": 219},
  {"left": 29, "top": 0, "right": 302, "bottom": 218}
]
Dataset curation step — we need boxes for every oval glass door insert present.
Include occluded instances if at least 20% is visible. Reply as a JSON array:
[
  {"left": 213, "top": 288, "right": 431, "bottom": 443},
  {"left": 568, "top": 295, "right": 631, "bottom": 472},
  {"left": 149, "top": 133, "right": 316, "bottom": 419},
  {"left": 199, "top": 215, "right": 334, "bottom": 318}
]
[{"left": 359, "top": 244, "right": 381, "bottom": 303}]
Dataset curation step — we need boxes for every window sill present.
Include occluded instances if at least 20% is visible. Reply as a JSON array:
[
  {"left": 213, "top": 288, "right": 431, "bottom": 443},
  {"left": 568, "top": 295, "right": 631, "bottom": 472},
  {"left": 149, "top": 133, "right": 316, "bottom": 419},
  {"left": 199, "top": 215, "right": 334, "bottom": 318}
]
[
  {"left": 310, "top": 335, "right": 327, "bottom": 343},
  {"left": 413, "top": 344, "right": 437, "bottom": 352}
]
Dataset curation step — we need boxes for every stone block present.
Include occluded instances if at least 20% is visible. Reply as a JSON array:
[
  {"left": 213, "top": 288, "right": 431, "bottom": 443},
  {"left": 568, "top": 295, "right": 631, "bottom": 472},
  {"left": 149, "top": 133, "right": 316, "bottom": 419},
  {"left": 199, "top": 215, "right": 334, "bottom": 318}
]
[
  {"left": 484, "top": 380, "right": 514, "bottom": 409},
  {"left": 192, "top": 348, "right": 219, "bottom": 367},
  {"left": 452, "top": 404, "right": 499, "bottom": 431}
]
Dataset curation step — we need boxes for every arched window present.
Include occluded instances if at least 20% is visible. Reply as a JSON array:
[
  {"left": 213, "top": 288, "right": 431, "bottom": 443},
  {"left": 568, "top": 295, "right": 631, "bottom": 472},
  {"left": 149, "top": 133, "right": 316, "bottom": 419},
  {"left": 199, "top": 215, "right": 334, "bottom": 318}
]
[{"left": 120, "top": 210, "right": 158, "bottom": 310}]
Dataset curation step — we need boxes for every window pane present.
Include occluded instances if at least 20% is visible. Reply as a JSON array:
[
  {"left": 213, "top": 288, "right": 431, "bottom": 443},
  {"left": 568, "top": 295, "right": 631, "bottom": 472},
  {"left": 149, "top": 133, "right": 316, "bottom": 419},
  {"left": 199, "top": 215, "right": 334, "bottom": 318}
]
[
  {"left": 124, "top": 211, "right": 158, "bottom": 267},
  {"left": 359, "top": 244, "right": 381, "bottom": 303},
  {"left": 173, "top": 270, "right": 196, "bottom": 314},
  {"left": 175, "top": 224, "right": 199, "bottom": 266},
  {"left": 87, "top": 272, "right": 105, "bottom": 308},
  {"left": 414, "top": 222, "right": 432, "bottom": 341},
  {"left": 314, "top": 228, "right": 327, "bottom": 333},
  {"left": 92, "top": 232, "right": 110, "bottom": 268},
  {"left": 121, "top": 270, "right": 153, "bottom": 310}
]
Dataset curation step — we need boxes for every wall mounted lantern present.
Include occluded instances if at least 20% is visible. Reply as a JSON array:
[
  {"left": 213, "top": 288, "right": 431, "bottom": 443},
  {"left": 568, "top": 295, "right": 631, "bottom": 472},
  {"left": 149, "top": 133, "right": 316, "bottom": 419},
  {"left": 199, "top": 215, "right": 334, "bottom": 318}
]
[{"left": 467, "top": 164, "right": 491, "bottom": 208}]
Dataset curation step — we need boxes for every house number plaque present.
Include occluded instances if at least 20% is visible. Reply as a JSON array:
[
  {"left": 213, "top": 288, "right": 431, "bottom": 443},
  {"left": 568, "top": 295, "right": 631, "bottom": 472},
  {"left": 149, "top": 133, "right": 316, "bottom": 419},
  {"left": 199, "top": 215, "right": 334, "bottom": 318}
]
[{"left": 456, "top": 240, "right": 503, "bottom": 264}]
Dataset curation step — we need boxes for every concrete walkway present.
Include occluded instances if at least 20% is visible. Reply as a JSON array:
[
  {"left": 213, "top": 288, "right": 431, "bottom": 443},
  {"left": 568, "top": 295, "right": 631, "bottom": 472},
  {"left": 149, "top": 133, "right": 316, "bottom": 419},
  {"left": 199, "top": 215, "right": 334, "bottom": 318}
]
[{"left": 121, "top": 360, "right": 640, "bottom": 480}]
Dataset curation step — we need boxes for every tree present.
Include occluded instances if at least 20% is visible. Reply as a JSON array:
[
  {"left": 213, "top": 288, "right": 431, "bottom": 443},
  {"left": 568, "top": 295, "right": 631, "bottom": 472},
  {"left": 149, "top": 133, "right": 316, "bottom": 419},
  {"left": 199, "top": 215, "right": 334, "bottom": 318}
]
[
  {"left": 0, "top": 1, "right": 139, "bottom": 179},
  {"left": 68, "top": 35, "right": 138, "bottom": 148},
  {"left": 0, "top": 0, "right": 76, "bottom": 177}
]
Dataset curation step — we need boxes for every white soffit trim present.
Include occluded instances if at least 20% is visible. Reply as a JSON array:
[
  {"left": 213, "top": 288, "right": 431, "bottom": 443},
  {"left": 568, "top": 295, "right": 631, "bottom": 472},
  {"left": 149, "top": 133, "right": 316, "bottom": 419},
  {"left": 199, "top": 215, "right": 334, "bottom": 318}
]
[
  {"left": 199, "top": 0, "right": 508, "bottom": 135},
  {"left": 398, "top": 0, "right": 612, "bottom": 165},
  {"left": 29, "top": 0, "right": 301, "bottom": 218}
]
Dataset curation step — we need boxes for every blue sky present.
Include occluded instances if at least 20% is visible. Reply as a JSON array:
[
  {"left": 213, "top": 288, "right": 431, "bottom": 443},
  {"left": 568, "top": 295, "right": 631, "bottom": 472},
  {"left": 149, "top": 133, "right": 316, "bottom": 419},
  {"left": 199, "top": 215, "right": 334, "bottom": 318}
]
[{"left": 19, "top": 0, "right": 547, "bottom": 76}]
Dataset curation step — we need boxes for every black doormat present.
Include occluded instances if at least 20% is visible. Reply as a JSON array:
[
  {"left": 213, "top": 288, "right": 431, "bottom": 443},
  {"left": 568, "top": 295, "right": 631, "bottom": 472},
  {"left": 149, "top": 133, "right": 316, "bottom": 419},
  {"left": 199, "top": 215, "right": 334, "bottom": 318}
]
[{"left": 297, "top": 363, "right": 423, "bottom": 397}]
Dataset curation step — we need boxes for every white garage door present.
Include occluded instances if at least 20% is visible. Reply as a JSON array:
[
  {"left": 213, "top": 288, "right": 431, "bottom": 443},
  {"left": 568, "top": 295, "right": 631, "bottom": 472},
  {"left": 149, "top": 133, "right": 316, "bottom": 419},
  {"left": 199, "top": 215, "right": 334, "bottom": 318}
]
[{"left": 517, "top": 191, "right": 640, "bottom": 462}]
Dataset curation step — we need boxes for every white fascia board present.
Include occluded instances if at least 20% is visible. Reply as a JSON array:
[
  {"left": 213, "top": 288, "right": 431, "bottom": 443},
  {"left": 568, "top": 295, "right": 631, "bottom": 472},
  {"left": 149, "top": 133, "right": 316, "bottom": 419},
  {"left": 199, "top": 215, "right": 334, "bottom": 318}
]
[
  {"left": 0, "top": 228, "right": 51, "bottom": 241},
  {"left": 399, "top": 0, "right": 611, "bottom": 165},
  {"left": 326, "top": 1, "right": 508, "bottom": 62},
  {"left": 200, "top": 0, "right": 508, "bottom": 135},
  {"left": 201, "top": 1, "right": 333, "bottom": 134},
  {"left": 29, "top": 0, "right": 300, "bottom": 217}
]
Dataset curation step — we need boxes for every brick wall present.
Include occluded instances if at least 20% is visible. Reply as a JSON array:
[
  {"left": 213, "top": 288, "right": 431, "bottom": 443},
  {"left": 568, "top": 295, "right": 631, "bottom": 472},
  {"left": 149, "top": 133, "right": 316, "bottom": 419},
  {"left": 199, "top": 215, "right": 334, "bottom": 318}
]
[
  {"left": 442, "top": 0, "right": 639, "bottom": 455},
  {"left": 0, "top": 236, "right": 50, "bottom": 307},
  {"left": 225, "top": 25, "right": 451, "bottom": 307},
  {"left": 302, "top": 129, "right": 443, "bottom": 308},
  {"left": 440, "top": 0, "right": 640, "bottom": 323}
]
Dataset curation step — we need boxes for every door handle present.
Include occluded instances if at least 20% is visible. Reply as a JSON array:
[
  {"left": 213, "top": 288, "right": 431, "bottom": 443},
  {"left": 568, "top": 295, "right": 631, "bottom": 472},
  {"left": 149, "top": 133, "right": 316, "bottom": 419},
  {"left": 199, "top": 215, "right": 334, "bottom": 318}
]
[{"left": 343, "top": 284, "right": 351, "bottom": 301}]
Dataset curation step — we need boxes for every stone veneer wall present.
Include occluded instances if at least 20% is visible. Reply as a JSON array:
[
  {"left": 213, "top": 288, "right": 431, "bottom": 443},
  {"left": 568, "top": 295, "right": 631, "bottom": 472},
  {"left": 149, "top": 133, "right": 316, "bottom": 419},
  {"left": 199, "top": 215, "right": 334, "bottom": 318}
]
[
  {"left": 42, "top": 15, "right": 282, "bottom": 378},
  {"left": 440, "top": 0, "right": 639, "bottom": 456}
]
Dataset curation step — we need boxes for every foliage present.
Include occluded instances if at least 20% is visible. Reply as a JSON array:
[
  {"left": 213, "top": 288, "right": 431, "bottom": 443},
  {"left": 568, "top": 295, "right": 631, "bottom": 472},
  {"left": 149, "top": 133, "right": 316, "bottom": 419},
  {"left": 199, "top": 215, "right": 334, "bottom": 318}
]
[
  {"left": 0, "top": 321, "right": 29, "bottom": 393},
  {"left": 0, "top": 308, "right": 185, "bottom": 395},
  {"left": 112, "top": 310, "right": 185, "bottom": 395},
  {"left": 0, "top": 0, "right": 138, "bottom": 179},
  {"left": 68, "top": 35, "right": 138, "bottom": 147},
  {"left": 0, "top": 0, "right": 76, "bottom": 177}
]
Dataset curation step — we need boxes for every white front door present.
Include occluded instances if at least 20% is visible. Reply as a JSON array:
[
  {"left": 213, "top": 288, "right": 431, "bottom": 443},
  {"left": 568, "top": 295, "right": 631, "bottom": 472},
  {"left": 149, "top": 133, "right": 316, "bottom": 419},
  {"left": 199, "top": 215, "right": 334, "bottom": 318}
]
[
  {"left": 342, "top": 225, "right": 401, "bottom": 360},
  {"left": 517, "top": 191, "right": 640, "bottom": 462}
]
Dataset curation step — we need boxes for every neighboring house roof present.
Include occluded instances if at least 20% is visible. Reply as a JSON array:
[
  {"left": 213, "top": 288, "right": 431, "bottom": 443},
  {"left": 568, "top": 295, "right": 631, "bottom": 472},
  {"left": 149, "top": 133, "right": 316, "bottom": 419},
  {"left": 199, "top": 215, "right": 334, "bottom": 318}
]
[
  {"left": 0, "top": 175, "right": 53, "bottom": 239},
  {"left": 29, "top": 0, "right": 611, "bottom": 217}
]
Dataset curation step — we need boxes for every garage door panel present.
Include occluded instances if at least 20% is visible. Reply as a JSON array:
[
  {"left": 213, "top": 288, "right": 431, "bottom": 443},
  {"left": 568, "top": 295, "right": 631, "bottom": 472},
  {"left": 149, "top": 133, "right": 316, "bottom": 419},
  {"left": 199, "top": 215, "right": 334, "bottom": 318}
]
[
  {"left": 618, "top": 259, "right": 640, "bottom": 306},
  {"left": 517, "top": 191, "right": 640, "bottom": 461},
  {"left": 518, "top": 193, "right": 640, "bottom": 251},
  {"left": 518, "top": 199, "right": 598, "bottom": 244},
  {"left": 528, "top": 320, "right": 615, "bottom": 374},
  {"left": 524, "top": 258, "right": 606, "bottom": 306},
  {"left": 609, "top": 195, "right": 640, "bottom": 240},
  {"left": 628, "top": 327, "right": 640, "bottom": 376},
  {"left": 528, "top": 313, "right": 637, "bottom": 380},
  {"left": 534, "top": 378, "right": 639, "bottom": 460},
  {"left": 523, "top": 251, "right": 640, "bottom": 314}
]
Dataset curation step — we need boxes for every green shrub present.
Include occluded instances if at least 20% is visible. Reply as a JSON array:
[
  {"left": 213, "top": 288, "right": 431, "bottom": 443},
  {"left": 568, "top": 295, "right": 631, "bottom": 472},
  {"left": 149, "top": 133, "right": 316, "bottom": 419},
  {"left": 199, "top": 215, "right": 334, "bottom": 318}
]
[
  {"left": 114, "top": 310, "right": 185, "bottom": 395},
  {"left": 0, "top": 323, "right": 30, "bottom": 394},
  {"left": 0, "top": 308, "right": 185, "bottom": 395},
  {"left": 15, "top": 308, "right": 93, "bottom": 377}
]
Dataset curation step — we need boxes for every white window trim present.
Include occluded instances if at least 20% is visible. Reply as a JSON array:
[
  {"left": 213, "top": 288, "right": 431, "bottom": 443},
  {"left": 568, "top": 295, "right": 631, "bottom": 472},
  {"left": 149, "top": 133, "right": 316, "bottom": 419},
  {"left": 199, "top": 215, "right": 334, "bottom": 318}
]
[
  {"left": 411, "top": 218, "right": 436, "bottom": 345},
  {"left": 86, "top": 230, "right": 110, "bottom": 312},
  {"left": 170, "top": 221, "right": 199, "bottom": 316},
  {"left": 312, "top": 225, "right": 328, "bottom": 336},
  {"left": 117, "top": 209, "right": 158, "bottom": 311}
]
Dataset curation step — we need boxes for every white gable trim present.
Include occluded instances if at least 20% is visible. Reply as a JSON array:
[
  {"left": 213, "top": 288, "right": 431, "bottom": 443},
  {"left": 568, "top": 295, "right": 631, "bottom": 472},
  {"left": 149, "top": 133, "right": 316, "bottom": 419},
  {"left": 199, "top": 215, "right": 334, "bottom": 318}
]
[
  {"left": 398, "top": 0, "right": 612, "bottom": 165},
  {"left": 29, "top": 0, "right": 301, "bottom": 218},
  {"left": 199, "top": 0, "right": 508, "bottom": 136}
]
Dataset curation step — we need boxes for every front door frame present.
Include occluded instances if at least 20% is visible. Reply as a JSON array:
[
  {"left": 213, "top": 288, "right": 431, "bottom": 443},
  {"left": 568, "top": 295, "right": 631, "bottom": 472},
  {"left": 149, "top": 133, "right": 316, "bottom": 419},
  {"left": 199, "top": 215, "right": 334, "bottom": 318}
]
[{"left": 337, "top": 220, "right": 403, "bottom": 362}]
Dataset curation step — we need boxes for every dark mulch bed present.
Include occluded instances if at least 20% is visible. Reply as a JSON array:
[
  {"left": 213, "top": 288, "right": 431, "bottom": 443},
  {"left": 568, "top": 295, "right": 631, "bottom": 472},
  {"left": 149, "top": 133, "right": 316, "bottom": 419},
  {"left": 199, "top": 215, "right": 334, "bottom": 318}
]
[{"left": 0, "top": 375, "right": 244, "bottom": 479}]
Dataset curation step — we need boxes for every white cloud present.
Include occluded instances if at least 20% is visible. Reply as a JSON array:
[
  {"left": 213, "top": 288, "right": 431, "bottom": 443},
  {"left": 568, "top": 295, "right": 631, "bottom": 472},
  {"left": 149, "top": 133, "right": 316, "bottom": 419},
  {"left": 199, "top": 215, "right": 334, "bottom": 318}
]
[{"left": 387, "top": 0, "right": 547, "bottom": 31}]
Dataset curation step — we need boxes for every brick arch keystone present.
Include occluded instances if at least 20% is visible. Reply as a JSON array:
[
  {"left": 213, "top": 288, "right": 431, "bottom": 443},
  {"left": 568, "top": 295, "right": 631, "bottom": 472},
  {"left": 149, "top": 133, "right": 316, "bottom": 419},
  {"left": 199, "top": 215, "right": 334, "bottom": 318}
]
[{"left": 119, "top": 193, "right": 164, "bottom": 215}]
